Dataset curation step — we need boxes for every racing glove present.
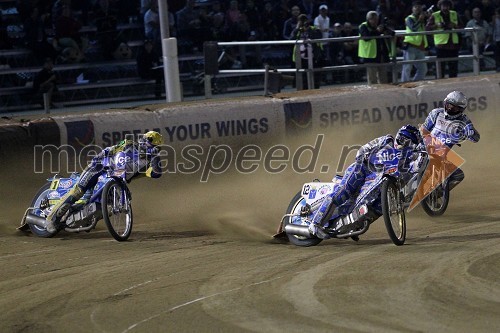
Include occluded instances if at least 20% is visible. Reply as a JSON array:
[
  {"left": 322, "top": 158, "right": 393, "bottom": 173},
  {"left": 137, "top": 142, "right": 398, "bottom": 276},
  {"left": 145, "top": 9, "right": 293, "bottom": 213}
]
[{"left": 464, "top": 123, "right": 480, "bottom": 142}]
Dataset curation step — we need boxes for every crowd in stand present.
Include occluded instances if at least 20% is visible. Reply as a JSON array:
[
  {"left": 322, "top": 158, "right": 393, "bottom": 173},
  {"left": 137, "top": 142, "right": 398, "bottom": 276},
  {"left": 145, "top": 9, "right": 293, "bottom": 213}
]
[{"left": 0, "top": 0, "right": 499, "bottom": 75}]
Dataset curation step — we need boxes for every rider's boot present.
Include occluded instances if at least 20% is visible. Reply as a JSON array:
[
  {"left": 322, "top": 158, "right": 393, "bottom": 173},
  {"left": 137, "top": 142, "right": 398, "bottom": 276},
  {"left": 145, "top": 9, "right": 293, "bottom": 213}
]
[
  {"left": 45, "top": 186, "right": 84, "bottom": 233},
  {"left": 448, "top": 179, "right": 461, "bottom": 191},
  {"left": 448, "top": 169, "right": 464, "bottom": 191}
]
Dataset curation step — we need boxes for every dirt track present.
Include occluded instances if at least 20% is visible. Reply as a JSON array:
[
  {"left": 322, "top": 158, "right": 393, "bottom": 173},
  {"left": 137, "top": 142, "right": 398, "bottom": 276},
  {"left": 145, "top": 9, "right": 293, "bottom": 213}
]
[{"left": 1, "top": 115, "right": 499, "bottom": 332}]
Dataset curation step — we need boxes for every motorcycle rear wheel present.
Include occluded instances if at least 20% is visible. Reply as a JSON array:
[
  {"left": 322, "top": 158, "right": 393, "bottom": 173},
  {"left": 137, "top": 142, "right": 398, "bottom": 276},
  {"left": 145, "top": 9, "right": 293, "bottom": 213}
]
[
  {"left": 284, "top": 191, "right": 322, "bottom": 247},
  {"left": 102, "top": 179, "right": 133, "bottom": 241},
  {"left": 381, "top": 178, "right": 406, "bottom": 246},
  {"left": 421, "top": 184, "right": 449, "bottom": 216},
  {"left": 28, "top": 183, "right": 57, "bottom": 238}
]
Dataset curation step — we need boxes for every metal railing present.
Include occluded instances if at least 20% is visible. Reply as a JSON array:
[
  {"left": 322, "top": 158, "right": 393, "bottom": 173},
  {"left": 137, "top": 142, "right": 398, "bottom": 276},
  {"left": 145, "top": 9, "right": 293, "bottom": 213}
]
[{"left": 203, "top": 27, "right": 486, "bottom": 98}]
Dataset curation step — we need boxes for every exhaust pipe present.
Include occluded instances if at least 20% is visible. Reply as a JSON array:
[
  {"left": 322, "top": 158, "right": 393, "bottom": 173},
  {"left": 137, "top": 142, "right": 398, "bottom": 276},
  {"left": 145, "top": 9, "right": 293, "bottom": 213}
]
[
  {"left": 284, "top": 224, "right": 312, "bottom": 237},
  {"left": 25, "top": 214, "right": 48, "bottom": 229}
]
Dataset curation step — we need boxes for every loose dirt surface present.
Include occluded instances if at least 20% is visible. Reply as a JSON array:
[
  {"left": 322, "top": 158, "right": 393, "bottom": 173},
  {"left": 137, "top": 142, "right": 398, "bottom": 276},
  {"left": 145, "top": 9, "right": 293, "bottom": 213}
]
[{"left": 1, "top": 117, "right": 499, "bottom": 333}]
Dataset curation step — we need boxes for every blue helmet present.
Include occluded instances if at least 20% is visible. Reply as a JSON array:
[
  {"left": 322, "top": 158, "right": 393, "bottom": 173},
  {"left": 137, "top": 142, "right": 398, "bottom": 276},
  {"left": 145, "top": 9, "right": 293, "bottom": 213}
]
[{"left": 395, "top": 124, "right": 420, "bottom": 148}]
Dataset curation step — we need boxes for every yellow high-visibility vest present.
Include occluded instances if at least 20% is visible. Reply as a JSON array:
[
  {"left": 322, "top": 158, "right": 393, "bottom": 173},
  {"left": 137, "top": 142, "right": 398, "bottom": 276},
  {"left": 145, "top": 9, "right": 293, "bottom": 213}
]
[
  {"left": 432, "top": 11, "right": 459, "bottom": 45},
  {"left": 358, "top": 22, "right": 377, "bottom": 59},
  {"left": 404, "top": 15, "right": 428, "bottom": 48}
]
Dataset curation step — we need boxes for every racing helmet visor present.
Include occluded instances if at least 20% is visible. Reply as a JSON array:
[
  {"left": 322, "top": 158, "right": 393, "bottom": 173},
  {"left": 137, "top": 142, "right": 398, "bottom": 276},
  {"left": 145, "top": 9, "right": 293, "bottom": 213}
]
[
  {"left": 395, "top": 133, "right": 412, "bottom": 148},
  {"left": 446, "top": 103, "right": 465, "bottom": 115}
]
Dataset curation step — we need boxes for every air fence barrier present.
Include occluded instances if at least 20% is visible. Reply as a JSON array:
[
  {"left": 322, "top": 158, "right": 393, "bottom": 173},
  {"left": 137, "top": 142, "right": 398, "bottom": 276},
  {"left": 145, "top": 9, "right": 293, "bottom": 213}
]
[
  {"left": 1, "top": 74, "right": 498, "bottom": 174},
  {"left": 204, "top": 28, "right": 487, "bottom": 98}
]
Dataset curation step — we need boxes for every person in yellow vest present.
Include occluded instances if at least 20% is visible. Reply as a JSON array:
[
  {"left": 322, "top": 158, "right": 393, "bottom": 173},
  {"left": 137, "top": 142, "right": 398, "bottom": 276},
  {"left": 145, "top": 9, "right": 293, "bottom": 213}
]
[
  {"left": 426, "top": 0, "right": 463, "bottom": 78},
  {"left": 401, "top": 1, "right": 429, "bottom": 82},
  {"left": 358, "top": 11, "right": 394, "bottom": 84}
]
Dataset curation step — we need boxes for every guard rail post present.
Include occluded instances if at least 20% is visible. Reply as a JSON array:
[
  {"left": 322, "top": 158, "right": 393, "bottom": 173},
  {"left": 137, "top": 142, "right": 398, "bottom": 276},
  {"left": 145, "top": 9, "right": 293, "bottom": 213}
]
[
  {"left": 471, "top": 28, "right": 480, "bottom": 75},
  {"left": 295, "top": 44, "right": 303, "bottom": 90},
  {"left": 390, "top": 35, "right": 398, "bottom": 84},
  {"left": 307, "top": 41, "right": 314, "bottom": 89}
]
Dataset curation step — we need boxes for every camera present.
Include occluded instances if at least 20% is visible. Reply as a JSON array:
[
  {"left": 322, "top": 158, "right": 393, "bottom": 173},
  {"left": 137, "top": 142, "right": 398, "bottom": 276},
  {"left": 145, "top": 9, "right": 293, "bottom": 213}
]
[
  {"left": 426, "top": 4, "right": 435, "bottom": 14},
  {"left": 378, "top": 17, "right": 395, "bottom": 36}
]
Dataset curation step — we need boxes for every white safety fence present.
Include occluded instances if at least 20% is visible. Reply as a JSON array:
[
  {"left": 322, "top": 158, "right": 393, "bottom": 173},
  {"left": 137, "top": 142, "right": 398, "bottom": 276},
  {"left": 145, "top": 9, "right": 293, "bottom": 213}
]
[{"left": 205, "top": 28, "right": 487, "bottom": 98}]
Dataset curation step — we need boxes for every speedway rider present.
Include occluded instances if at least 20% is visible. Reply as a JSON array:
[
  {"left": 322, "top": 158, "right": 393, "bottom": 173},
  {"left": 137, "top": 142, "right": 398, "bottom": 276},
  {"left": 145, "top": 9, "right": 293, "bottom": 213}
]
[
  {"left": 308, "top": 125, "right": 422, "bottom": 238},
  {"left": 421, "top": 90, "right": 480, "bottom": 190},
  {"left": 45, "top": 131, "right": 163, "bottom": 233}
]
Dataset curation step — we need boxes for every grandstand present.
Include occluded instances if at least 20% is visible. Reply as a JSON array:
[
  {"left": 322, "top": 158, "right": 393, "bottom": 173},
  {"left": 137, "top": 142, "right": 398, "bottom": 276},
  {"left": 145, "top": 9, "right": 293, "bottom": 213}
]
[{"left": 0, "top": 0, "right": 498, "bottom": 112}]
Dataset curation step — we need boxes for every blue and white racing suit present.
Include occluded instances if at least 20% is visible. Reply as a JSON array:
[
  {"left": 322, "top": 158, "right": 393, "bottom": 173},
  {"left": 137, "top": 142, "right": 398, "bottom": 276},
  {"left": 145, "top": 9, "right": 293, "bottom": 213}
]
[
  {"left": 331, "top": 135, "right": 397, "bottom": 206},
  {"left": 422, "top": 108, "right": 480, "bottom": 187},
  {"left": 310, "top": 135, "right": 420, "bottom": 231},
  {"left": 46, "top": 140, "right": 162, "bottom": 224}
]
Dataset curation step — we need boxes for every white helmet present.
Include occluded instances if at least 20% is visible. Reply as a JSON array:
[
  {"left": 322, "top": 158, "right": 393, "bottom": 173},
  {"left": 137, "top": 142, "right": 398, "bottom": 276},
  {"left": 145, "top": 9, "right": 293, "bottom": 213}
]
[{"left": 443, "top": 91, "right": 467, "bottom": 119}]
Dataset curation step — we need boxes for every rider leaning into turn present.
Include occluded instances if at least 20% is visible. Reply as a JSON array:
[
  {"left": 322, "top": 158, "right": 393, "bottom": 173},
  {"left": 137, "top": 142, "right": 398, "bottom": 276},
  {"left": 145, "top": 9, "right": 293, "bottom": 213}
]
[
  {"left": 308, "top": 125, "right": 422, "bottom": 238},
  {"left": 421, "top": 90, "right": 480, "bottom": 190},
  {"left": 45, "top": 131, "right": 163, "bottom": 233}
]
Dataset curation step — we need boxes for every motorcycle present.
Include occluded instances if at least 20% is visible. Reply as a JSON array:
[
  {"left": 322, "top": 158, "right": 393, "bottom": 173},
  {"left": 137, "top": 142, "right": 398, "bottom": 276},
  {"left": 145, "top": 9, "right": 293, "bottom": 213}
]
[
  {"left": 418, "top": 144, "right": 455, "bottom": 216},
  {"left": 18, "top": 152, "right": 133, "bottom": 241},
  {"left": 275, "top": 146, "right": 420, "bottom": 247}
]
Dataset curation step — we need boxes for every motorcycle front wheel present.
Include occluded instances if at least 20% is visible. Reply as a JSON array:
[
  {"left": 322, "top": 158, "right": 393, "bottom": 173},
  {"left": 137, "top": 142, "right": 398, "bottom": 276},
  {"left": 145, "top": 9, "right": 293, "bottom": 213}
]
[
  {"left": 381, "top": 178, "right": 406, "bottom": 246},
  {"left": 421, "top": 184, "right": 449, "bottom": 217},
  {"left": 284, "top": 191, "right": 322, "bottom": 247},
  {"left": 102, "top": 179, "right": 133, "bottom": 241}
]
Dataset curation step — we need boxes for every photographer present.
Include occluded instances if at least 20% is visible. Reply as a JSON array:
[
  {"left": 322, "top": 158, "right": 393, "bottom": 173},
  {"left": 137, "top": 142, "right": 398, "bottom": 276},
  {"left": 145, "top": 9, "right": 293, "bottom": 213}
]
[
  {"left": 358, "top": 11, "right": 395, "bottom": 84},
  {"left": 426, "top": 0, "right": 463, "bottom": 78},
  {"left": 291, "top": 14, "right": 323, "bottom": 89},
  {"left": 401, "top": 1, "right": 430, "bottom": 82}
]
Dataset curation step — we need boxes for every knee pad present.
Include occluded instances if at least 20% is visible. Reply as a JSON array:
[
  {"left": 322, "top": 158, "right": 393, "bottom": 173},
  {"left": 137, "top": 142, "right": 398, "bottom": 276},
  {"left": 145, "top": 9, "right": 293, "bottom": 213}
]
[{"left": 68, "top": 185, "right": 84, "bottom": 199}]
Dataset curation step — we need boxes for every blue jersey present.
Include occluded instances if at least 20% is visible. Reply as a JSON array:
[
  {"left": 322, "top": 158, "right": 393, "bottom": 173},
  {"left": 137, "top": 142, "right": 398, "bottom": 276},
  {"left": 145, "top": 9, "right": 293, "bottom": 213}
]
[
  {"left": 356, "top": 135, "right": 395, "bottom": 160},
  {"left": 422, "top": 108, "right": 480, "bottom": 148},
  {"left": 91, "top": 140, "right": 162, "bottom": 180}
]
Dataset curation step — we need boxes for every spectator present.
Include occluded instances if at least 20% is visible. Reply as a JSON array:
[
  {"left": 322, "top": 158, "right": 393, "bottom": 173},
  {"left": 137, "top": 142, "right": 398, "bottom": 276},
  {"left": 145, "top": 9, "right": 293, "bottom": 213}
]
[
  {"left": 314, "top": 5, "right": 331, "bottom": 39},
  {"left": 95, "top": 5, "right": 120, "bottom": 60},
  {"left": 358, "top": 10, "right": 394, "bottom": 84},
  {"left": 314, "top": 5, "right": 331, "bottom": 62},
  {"left": 176, "top": 0, "right": 203, "bottom": 50},
  {"left": 291, "top": 14, "right": 323, "bottom": 89},
  {"left": 261, "top": 2, "right": 280, "bottom": 40},
  {"left": 275, "top": 0, "right": 291, "bottom": 31},
  {"left": 144, "top": 1, "right": 160, "bottom": 44},
  {"left": 23, "top": 7, "right": 57, "bottom": 64},
  {"left": 377, "top": 0, "right": 412, "bottom": 30},
  {"left": 467, "top": 0, "right": 496, "bottom": 23},
  {"left": 52, "top": 0, "right": 70, "bottom": 28},
  {"left": 494, "top": 7, "right": 500, "bottom": 72},
  {"left": 426, "top": 0, "right": 463, "bottom": 78},
  {"left": 283, "top": 6, "right": 301, "bottom": 40},
  {"left": 136, "top": 39, "right": 163, "bottom": 98},
  {"left": 242, "top": 0, "right": 260, "bottom": 32},
  {"left": 330, "top": 22, "right": 345, "bottom": 66},
  {"left": 301, "top": 0, "right": 316, "bottom": 20},
  {"left": 140, "top": 0, "right": 152, "bottom": 18},
  {"left": 465, "top": 7, "right": 492, "bottom": 65},
  {"left": 342, "top": 21, "right": 362, "bottom": 82},
  {"left": 168, "top": 10, "right": 177, "bottom": 37},
  {"left": 54, "top": 4, "right": 84, "bottom": 63},
  {"left": 209, "top": 8, "right": 227, "bottom": 41},
  {"left": 342, "top": 22, "right": 359, "bottom": 65},
  {"left": 71, "top": 0, "right": 91, "bottom": 25},
  {"left": 0, "top": 14, "right": 13, "bottom": 49},
  {"left": 401, "top": 1, "right": 429, "bottom": 82},
  {"left": 225, "top": 0, "right": 242, "bottom": 40},
  {"left": 33, "top": 57, "right": 58, "bottom": 108},
  {"left": 208, "top": 1, "right": 225, "bottom": 29}
]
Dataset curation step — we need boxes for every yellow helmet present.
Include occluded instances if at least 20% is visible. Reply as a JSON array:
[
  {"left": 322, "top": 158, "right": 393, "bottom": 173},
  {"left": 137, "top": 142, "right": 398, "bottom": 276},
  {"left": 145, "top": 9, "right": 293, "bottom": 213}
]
[{"left": 143, "top": 131, "right": 163, "bottom": 147}]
